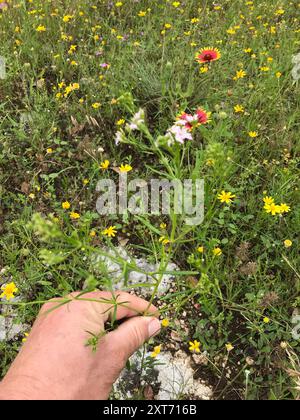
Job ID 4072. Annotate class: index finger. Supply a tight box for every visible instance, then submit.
[75,290,159,322]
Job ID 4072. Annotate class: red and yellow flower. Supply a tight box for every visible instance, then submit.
[196,108,210,124]
[196,47,221,64]
[177,108,210,130]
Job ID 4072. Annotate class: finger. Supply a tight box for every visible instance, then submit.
[106,316,161,360]
[76,291,159,322]
[39,291,159,327]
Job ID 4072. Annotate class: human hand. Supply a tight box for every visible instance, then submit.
[0,291,161,400]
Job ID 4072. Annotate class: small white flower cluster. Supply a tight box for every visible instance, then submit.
[115,109,145,145]
[115,130,126,145]
[126,109,145,131]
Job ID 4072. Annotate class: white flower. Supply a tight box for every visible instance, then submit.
[126,109,145,131]
[115,130,126,145]
[165,132,175,147]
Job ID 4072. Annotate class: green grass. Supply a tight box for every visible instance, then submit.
[0,0,300,400]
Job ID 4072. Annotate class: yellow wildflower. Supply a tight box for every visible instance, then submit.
[92,102,101,109]
[264,203,281,216]
[63,15,74,22]
[119,164,133,173]
[189,340,201,353]
[233,70,247,80]
[226,343,234,352]
[218,191,236,204]
[234,105,245,113]
[62,201,71,210]
[200,66,209,73]
[159,236,170,246]
[1,282,18,301]
[161,319,170,328]
[36,25,46,32]
[100,160,110,170]
[102,226,118,238]
[213,248,223,257]
[70,212,80,220]
[248,131,258,138]
[278,203,291,214]
[151,345,162,358]
[260,66,270,72]
[263,196,274,205]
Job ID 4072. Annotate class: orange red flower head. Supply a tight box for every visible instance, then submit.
[196,47,221,64]
[177,108,210,130]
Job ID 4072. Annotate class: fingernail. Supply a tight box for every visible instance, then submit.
[148,318,161,338]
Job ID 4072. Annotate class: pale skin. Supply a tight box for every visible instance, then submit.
[0,291,161,400]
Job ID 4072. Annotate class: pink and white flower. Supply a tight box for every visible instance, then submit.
[165,124,193,145]
[177,108,210,130]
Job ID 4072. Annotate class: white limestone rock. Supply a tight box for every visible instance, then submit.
[0,314,27,342]
[0,295,27,342]
[113,350,212,400]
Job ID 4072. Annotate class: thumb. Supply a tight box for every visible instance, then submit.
[108,317,161,360]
